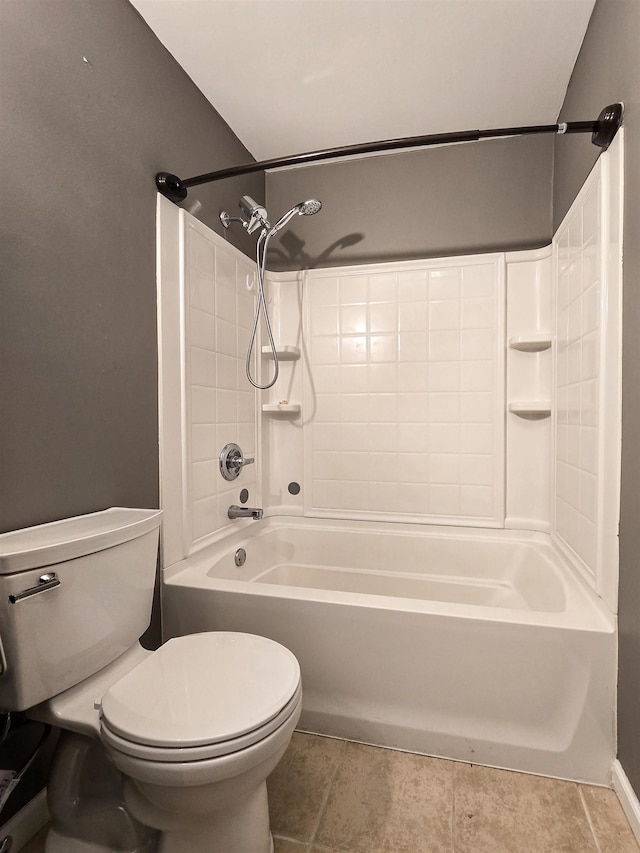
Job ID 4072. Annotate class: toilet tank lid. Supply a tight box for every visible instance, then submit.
[0,508,163,574]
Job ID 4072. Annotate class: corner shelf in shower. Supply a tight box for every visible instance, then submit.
[262,402,301,416]
[508,334,552,352]
[261,345,301,360]
[508,401,551,419]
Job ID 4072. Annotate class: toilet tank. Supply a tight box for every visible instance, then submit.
[0,508,162,712]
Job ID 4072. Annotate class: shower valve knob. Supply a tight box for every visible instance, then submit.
[219,443,254,481]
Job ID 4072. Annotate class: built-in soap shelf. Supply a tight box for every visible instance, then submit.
[508,334,552,352]
[262,347,301,415]
[262,402,301,416]
[261,345,301,360]
[507,333,551,418]
[508,401,551,419]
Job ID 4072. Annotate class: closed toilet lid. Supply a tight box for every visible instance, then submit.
[100,632,300,749]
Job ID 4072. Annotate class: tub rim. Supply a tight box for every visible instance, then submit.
[162,516,615,633]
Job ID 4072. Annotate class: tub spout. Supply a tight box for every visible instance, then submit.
[228,505,263,520]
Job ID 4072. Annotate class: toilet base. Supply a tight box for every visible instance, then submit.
[42,726,281,853]
[45,828,156,853]
[125,778,273,853]
[44,731,158,853]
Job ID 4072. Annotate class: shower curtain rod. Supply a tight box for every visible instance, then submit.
[156,103,623,203]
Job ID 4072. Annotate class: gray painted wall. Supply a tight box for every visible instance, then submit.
[265,135,553,270]
[554,0,640,796]
[0,0,263,535]
[0,0,262,827]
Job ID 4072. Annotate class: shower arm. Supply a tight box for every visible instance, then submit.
[156,103,623,203]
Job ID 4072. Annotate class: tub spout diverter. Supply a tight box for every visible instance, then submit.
[228,506,263,520]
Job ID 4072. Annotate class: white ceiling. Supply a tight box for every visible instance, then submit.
[131,0,596,162]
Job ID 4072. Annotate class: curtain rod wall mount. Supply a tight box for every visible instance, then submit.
[156,103,623,205]
[591,102,623,149]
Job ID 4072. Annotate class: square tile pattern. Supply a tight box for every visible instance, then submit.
[554,179,602,579]
[268,733,639,853]
[306,261,504,524]
[185,223,259,544]
[18,733,639,853]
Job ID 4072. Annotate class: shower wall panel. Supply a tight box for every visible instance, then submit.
[185,217,258,544]
[302,256,505,526]
[552,133,623,611]
[554,181,602,575]
[504,248,552,533]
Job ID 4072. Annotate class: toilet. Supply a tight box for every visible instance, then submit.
[0,508,301,853]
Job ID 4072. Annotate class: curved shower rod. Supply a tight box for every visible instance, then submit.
[156,103,623,204]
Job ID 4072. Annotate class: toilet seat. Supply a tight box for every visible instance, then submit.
[99,632,301,760]
[101,682,302,762]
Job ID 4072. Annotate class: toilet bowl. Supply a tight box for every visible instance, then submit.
[101,632,301,853]
[37,633,302,853]
[37,631,301,853]
[0,508,302,853]
[109,698,301,853]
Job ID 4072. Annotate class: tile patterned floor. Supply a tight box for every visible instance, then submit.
[268,733,640,853]
[17,732,640,853]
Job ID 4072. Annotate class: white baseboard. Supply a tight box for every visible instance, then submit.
[0,788,48,851]
[612,759,640,845]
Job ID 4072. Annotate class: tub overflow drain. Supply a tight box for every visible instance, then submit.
[234,548,247,567]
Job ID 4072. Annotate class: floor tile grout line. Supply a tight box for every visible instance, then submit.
[273,832,312,850]
[578,784,604,853]
[307,738,349,847]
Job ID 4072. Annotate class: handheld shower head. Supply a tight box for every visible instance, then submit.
[299,199,322,216]
[245,196,322,391]
[268,199,323,236]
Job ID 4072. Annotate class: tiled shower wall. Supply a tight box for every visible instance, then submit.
[302,258,505,525]
[160,135,621,604]
[552,133,622,609]
[554,179,601,575]
[183,216,258,546]
[263,254,550,533]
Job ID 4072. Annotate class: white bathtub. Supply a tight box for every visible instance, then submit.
[162,517,616,784]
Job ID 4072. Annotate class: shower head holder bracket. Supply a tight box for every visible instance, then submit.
[219,211,247,229]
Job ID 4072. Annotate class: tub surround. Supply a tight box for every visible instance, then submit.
[159,201,550,555]
[157,133,623,785]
